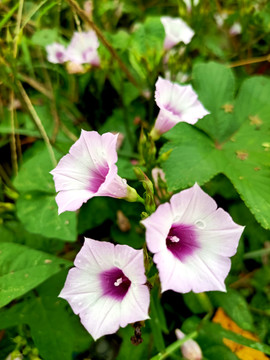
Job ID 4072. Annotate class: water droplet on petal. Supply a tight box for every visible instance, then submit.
[195,219,206,229]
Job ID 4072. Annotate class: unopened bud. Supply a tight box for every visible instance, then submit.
[158,149,172,163]
[175,329,202,360]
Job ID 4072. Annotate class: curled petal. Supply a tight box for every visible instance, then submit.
[151,78,209,138]
[50,130,129,214]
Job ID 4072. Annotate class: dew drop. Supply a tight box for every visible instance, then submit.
[195,219,206,229]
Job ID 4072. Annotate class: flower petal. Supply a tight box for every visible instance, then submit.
[75,238,115,273]
[141,202,173,253]
[80,296,121,340]
[120,284,150,327]
[114,245,146,284]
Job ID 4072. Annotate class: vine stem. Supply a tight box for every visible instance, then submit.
[17,81,57,167]
[150,331,198,360]
[229,54,270,68]
[65,0,140,89]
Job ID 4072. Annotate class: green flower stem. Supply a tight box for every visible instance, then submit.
[150,331,198,360]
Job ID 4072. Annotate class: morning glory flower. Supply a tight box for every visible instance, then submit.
[141,184,244,293]
[50,130,139,214]
[161,16,194,50]
[150,77,209,140]
[65,30,100,66]
[59,238,150,340]
[46,42,67,64]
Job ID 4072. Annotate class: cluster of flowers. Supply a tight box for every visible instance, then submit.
[46,30,100,67]
[45,16,194,68]
[50,76,244,341]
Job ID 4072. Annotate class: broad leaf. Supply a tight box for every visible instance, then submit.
[0,243,70,307]
[16,193,77,241]
[161,65,270,228]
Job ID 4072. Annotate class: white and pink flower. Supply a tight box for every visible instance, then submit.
[50,130,138,214]
[59,238,150,340]
[161,16,194,50]
[65,30,100,66]
[150,77,209,139]
[46,42,67,64]
[141,184,244,293]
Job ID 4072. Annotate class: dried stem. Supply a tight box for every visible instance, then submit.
[65,0,140,89]
[229,54,270,68]
[17,81,57,167]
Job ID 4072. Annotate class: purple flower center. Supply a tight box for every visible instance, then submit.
[100,267,131,300]
[166,224,200,261]
[56,51,64,62]
[82,48,94,62]
[89,163,109,192]
[164,103,181,117]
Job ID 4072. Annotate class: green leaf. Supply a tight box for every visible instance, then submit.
[16,193,77,241]
[161,123,221,190]
[31,28,60,47]
[209,289,254,331]
[199,322,270,355]
[0,243,70,308]
[193,62,236,142]
[129,17,165,78]
[203,345,238,360]
[149,288,166,352]
[161,68,270,228]
[0,272,92,360]
[13,142,57,193]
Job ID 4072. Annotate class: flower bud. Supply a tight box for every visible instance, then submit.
[175,329,202,360]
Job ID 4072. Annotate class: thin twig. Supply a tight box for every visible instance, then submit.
[19,73,53,99]
[229,54,270,68]
[65,0,140,89]
[17,81,57,167]
[9,92,18,175]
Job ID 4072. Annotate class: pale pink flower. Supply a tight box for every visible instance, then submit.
[175,329,202,360]
[59,238,150,340]
[66,31,100,66]
[161,16,194,50]
[182,0,199,12]
[141,184,244,293]
[150,77,209,139]
[50,130,137,214]
[46,42,67,64]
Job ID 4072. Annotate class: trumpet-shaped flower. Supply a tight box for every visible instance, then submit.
[59,238,150,340]
[141,184,244,293]
[150,77,209,139]
[161,16,194,50]
[46,43,67,64]
[66,31,100,66]
[50,130,137,214]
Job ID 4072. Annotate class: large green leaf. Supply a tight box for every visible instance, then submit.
[16,193,77,241]
[161,65,270,228]
[0,243,70,308]
[193,62,236,143]
[13,143,57,193]
[161,124,221,189]
[0,272,92,360]
[209,289,254,331]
